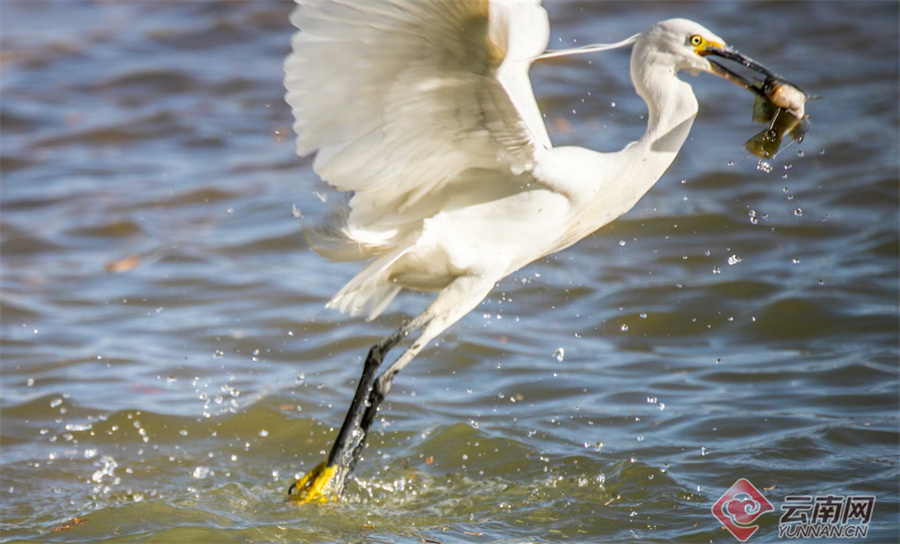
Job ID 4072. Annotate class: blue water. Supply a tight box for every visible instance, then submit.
[1,1,898,542]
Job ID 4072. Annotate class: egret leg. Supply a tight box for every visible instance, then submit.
[348,275,497,464]
[374,275,499,397]
[288,319,422,503]
[288,275,495,503]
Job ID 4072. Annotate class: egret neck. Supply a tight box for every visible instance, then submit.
[613,62,699,208]
[554,63,699,253]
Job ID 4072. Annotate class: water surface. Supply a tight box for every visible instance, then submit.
[1,1,898,542]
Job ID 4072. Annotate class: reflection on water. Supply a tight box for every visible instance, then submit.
[1,1,898,542]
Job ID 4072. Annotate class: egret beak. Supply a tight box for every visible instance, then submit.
[700,44,781,99]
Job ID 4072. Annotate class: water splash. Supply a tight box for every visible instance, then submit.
[756,160,773,173]
[553,348,565,362]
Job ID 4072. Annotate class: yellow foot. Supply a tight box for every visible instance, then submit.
[288,461,344,503]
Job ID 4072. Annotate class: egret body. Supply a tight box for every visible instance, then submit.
[283,0,787,501]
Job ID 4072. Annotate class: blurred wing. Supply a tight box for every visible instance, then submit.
[284,0,551,231]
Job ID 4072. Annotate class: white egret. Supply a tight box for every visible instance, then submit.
[283,0,801,502]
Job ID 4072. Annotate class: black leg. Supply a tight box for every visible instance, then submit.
[324,343,383,468]
[344,366,396,476]
[289,326,408,501]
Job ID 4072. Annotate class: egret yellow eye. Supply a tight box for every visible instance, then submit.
[690,35,704,47]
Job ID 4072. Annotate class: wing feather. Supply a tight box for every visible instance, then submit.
[285,0,552,247]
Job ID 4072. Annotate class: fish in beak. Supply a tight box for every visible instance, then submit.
[700,44,812,158]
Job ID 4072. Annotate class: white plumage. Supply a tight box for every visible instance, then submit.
[285,0,730,375]
[283,0,795,502]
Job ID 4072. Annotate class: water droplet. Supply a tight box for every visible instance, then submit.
[192,466,210,479]
[657,402,665,411]
[749,210,758,225]
[26,378,34,387]
[620,324,629,332]
[618,240,626,247]
[700,446,709,456]
[716,358,724,365]
[797,149,805,157]
[818,279,825,286]
[639,313,647,319]
[712,266,721,275]
[757,160,773,173]
[794,208,803,217]
[259,430,269,437]
[553,348,565,362]
[92,456,118,483]
[792,258,801,264]
[727,255,742,266]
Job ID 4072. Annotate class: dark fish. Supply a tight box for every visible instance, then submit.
[745,76,811,159]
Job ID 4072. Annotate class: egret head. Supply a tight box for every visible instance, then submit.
[634,18,780,89]
[634,19,726,76]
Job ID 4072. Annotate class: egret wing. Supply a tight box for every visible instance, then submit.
[285,0,552,236]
